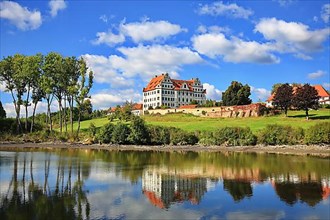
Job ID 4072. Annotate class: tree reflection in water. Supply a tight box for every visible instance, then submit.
[0,150,329,217]
[0,152,90,220]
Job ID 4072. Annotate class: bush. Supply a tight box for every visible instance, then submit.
[198,131,217,146]
[96,123,115,144]
[257,124,304,145]
[169,128,199,145]
[128,117,150,144]
[148,125,170,145]
[112,123,131,144]
[304,122,330,145]
[214,127,256,146]
[88,122,97,138]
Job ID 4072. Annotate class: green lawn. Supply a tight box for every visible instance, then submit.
[73,109,330,133]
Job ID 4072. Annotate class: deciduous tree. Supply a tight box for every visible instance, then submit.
[222,81,252,106]
[293,84,319,120]
[273,83,293,117]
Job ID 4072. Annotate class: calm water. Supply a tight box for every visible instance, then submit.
[0,149,329,220]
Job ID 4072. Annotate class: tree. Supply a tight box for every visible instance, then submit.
[0,101,6,118]
[271,83,283,94]
[293,84,319,120]
[222,81,252,106]
[273,83,293,117]
[128,117,150,144]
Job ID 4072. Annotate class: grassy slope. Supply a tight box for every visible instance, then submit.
[74,109,330,133]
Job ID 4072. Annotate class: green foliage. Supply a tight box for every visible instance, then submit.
[213,127,256,146]
[271,83,283,94]
[111,123,131,144]
[0,101,6,118]
[88,122,97,138]
[222,81,252,106]
[148,125,171,145]
[304,122,330,145]
[198,131,217,146]
[169,128,199,145]
[128,117,150,144]
[257,124,305,145]
[96,123,115,144]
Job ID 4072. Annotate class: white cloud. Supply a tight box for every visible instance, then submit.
[197,25,231,34]
[251,86,271,101]
[307,70,326,79]
[276,0,295,7]
[120,20,186,43]
[110,44,203,79]
[99,14,108,23]
[323,83,330,89]
[321,4,330,23]
[255,18,330,54]
[93,30,125,46]
[3,101,58,118]
[192,32,279,64]
[0,82,6,92]
[82,54,134,87]
[203,83,222,101]
[0,1,42,31]
[49,0,67,17]
[198,1,253,19]
[91,89,142,109]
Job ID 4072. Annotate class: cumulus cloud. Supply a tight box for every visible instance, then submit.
[251,86,271,101]
[111,45,203,79]
[93,20,186,45]
[49,0,67,17]
[255,18,330,55]
[198,1,253,19]
[93,30,125,46]
[0,1,42,31]
[91,89,142,109]
[307,70,326,79]
[203,83,222,100]
[192,32,279,64]
[321,4,330,23]
[82,54,134,87]
[120,20,186,43]
[3,101,58,118]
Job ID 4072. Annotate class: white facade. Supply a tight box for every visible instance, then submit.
[143,73,206,110]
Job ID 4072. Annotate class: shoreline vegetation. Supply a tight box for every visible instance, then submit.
[0,142,329,158]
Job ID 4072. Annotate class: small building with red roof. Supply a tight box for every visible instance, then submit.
[142,73,206,110]
[266,84,330,107]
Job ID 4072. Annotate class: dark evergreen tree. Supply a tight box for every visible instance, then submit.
[0,101,6,118]
[222,81,252,106]
[293,84,319,120]
[273,83,293,117]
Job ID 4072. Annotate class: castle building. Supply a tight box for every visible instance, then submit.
[143,73,206,110]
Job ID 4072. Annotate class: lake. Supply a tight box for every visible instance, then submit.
[0,149,329,220]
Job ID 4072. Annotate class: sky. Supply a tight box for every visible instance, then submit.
[1,0,330,117]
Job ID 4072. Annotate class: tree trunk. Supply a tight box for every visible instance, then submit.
[305,108,309,120]
[284,107,288,117]
[64,96,67,133]
[25,87,30,132]
[47,97,53,131]
[69,97,74,133]
[58,97,62,133]
[30,102,38,133]
[77,109,81,137]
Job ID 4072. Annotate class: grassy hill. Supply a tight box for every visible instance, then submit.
[74,109,330,133]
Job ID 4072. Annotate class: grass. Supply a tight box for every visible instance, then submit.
[73,109,330,133]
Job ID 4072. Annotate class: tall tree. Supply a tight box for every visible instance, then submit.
[75,58,93,135]
[222,81,252,106]
[293,84,319,120]
[30,54,45,132]
[273,83,293,117]
[0,101,6,118]
[271,83,283,95]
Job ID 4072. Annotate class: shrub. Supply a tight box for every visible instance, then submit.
[128,117,150,144]
[88,122,97,138]
[112,123,131,144]
[304,122,330,145]
[257,124,304,145]
[96,123,115,144]
[148,125,170,145]
[198,131,217,146]
[214,127,256,146]
[169,128,198,145]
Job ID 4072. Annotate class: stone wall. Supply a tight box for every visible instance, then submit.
[146,103,265,118]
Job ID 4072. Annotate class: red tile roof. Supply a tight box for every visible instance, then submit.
[314,85,330,97]
[171,79,194,91]
[143,74,165,92]
[143,190,164,209]
[132,103,143,110]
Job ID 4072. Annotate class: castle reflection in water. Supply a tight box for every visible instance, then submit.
[142,166,330,209]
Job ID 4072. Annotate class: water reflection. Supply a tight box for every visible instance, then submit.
[0,150,329,219]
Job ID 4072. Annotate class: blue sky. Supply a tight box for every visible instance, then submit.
[1,0,329,116]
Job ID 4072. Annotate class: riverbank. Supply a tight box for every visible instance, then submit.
[0,142,329,158]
